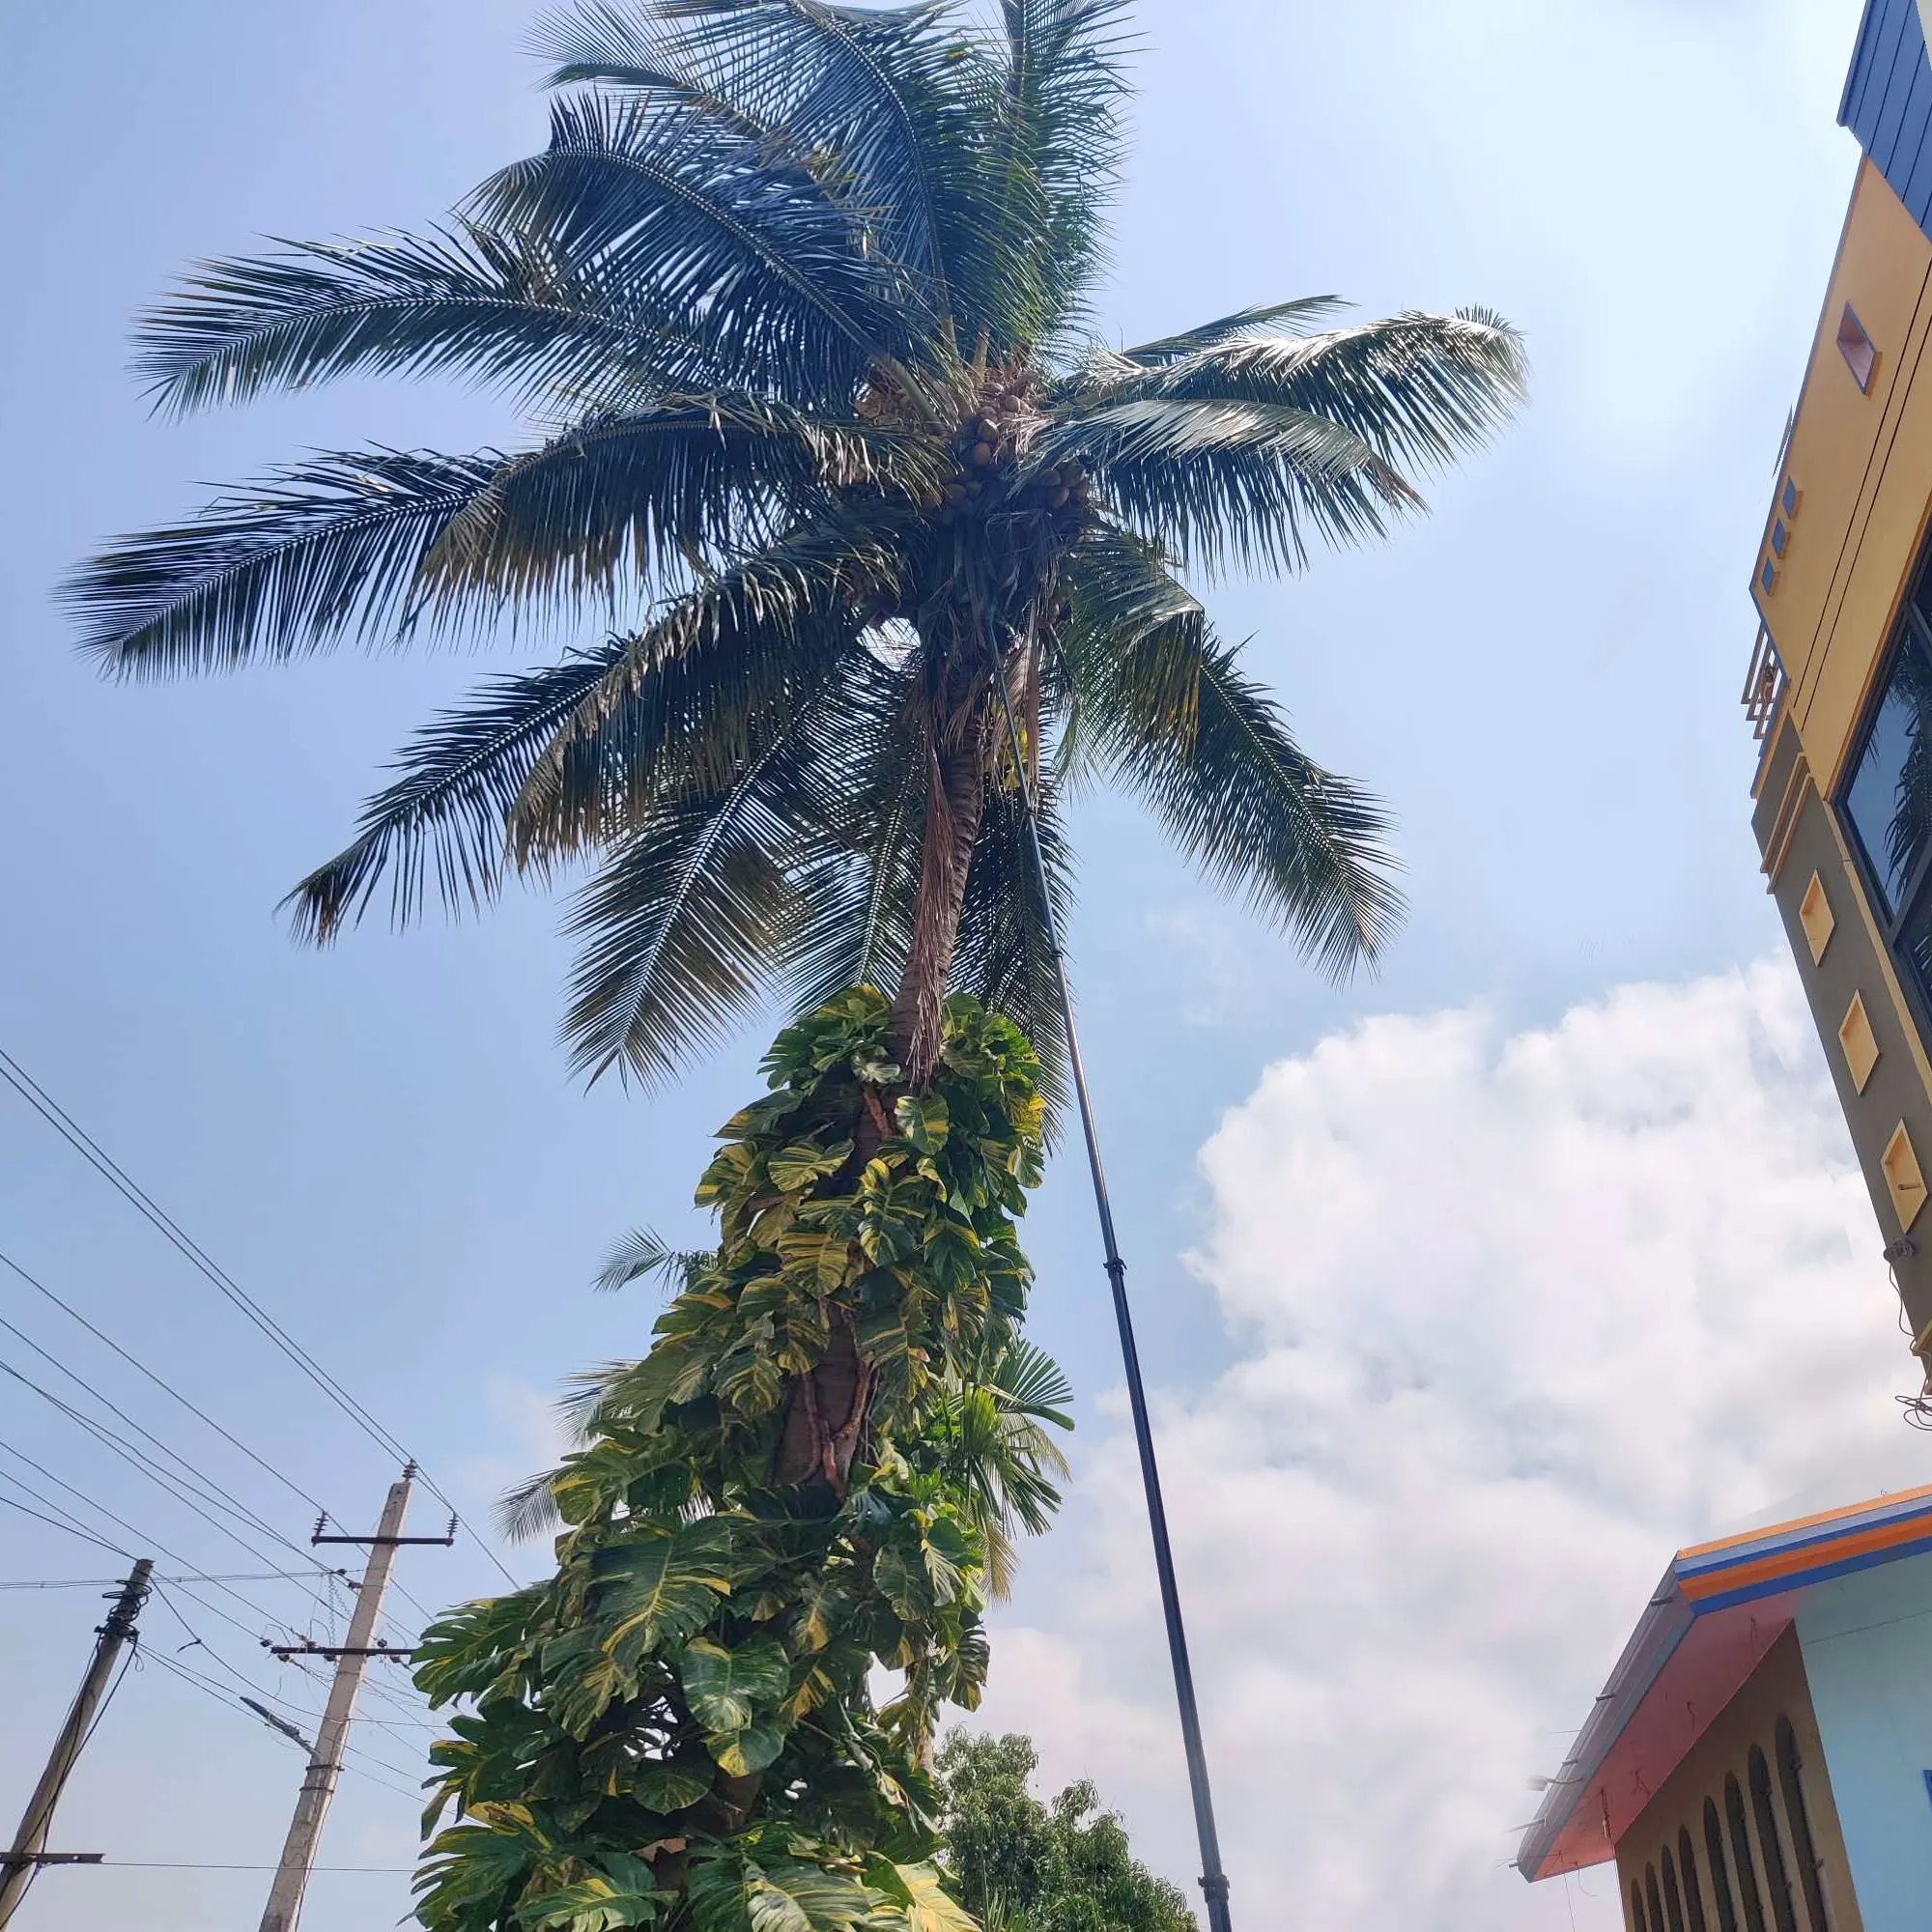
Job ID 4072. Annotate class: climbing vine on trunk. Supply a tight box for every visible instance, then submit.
[412,990,1066,1932]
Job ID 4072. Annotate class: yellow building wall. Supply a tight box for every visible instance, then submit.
[1749,156,1932,1374]
[1768,156,1932,795]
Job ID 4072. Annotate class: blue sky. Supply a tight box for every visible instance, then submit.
[0,3,1909,1928]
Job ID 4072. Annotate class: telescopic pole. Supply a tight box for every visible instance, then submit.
[991,671,1235,1932]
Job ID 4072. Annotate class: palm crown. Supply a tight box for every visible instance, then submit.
[65,0,1526,1096]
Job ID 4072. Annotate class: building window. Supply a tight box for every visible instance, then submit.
[1634,1879,1652,1931]
[1680,1827,1711,1932]
[1837,303,1879,392]
[1725,1773,1771,1932]
[1748,1746,1801,1932]
[1649,1863,1670,1932]
[1705,1798,1742,1932]
[1837,560,1932,1019]
[1775,1719,1832,1932]
[1662,1847,1690,1932]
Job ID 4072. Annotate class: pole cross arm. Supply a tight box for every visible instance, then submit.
[267,1643,415,1662]
[310,1534,454,1546]
[0,1854,102,1868]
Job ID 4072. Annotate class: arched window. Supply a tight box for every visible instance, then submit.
[1649,1862,1670,1932]
[1634,1878,1651,1931]
[1662,1846,1690,1932]
[1680,1826,1711,1932]
[1705,1797,1741,1932]
[1749,1745,1800,1932]
[1726,1771,1770,1932]
[1776,1717,1831,1932]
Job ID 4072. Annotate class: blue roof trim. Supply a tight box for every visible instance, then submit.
[1676,1493,1932,1580]
[1690,1529,1932,1614]
[1841,0,1932,240]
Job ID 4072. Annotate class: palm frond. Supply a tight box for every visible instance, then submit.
[62,446,503,677]
[1059,530,1404,978]
[512,521,902,862]
[1096,306,1530,471]
[558,637,867,1083]
[131,221,718,418]
[287,642,629,941]
[781,641,925,1009]
[1112,297,1347,367]
[595,1225,715,1292]
[576,0,998,323]
[1037,399,1419,575]
[470,89,914,406]
[993,0,1134,343]
[952,766,1073,1132]
[497,1467,568,1542]
[988,1335,1073,1428]
[417,395,934,617]
[531,0,780,143]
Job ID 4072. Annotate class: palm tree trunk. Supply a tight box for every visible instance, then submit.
[773,660,991,1495]
[890,721,988,1088]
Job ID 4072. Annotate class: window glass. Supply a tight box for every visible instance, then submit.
[1633,1880,1651,1932]
[1726,1773,1770,1932]
[1749,1747,1800,1932]
[1845,630,1932,917]
[1899,894,1932,1018]
[1662,1848,1690,1932]
[1680,1829,1711,1932]
[1774,1720,1830,1932]
[1705,1799,1741,1932]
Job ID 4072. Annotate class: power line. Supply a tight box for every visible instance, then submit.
[0,1354,344,1620]
[0,1574,316,1590]
[97,1862,412,1873]
[0,1440,322,1650]
[0,1245,330,1518]
[139,1650,422,1804]
[138,1595,429,1793]
[0,1258,421,1644]
[0,1490,126,1557]
[0,1045,518,1589]
[0,1324,340,1576]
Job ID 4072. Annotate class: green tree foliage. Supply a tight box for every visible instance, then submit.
[935,1733,1194,1932]
[66,0,1527,1104]
[412,991,1074,1930]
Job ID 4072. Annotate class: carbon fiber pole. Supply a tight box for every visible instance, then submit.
[991,671,1234,1932]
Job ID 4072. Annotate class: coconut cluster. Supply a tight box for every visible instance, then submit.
[932,375,1091,533]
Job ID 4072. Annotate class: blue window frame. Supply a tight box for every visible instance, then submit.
[1838,554,1932,1018]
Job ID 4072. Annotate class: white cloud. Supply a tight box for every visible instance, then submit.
[977,959,1928,1930]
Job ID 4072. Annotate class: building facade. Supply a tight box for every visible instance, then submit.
[1517,1488,1932,1932]
[1750,0,1932,1388]
[1512,13,1932,1925]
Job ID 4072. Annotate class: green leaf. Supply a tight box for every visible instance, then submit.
[709,1718,789,1776]
[592,1526,737,1656]
[892,1094,950,1154]
[687,1850,886,1932]
[679,1634,792,1733]
[863,1860,976,1932]
[631,1758,716,1811]
[768,1139,854,1192]
[518,1852,664,1931]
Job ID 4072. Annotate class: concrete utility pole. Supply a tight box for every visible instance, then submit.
[0,1557,154,1929]
[258,1466,429,1932]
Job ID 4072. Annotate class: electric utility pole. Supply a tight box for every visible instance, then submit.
[257,1464,449,1932]
[0,1557,153,1929]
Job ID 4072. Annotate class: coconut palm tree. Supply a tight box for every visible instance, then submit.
[64,0,1524,1106]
